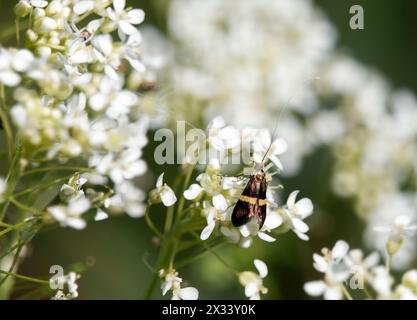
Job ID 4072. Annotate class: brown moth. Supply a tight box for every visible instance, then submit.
[231,164,267,229]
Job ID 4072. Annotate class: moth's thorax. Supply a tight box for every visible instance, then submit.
[251,169,265,182]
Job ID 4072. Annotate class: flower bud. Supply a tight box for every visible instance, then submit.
[402,270,417,289]
[56,81,74,100]
[33,8,45,19]
[36,46,52,57]
[386,238,403,256]
[26,29,38,42]
[148,188,161,205]
[14,0,31,18]
[34,16,57,33]
[46,0,62,16]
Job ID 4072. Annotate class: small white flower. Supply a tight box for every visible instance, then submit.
[105,181,146,218]
[304,280,343,300]
[375,215,417,237]
[48,198,90,230]
[107,0,145,38]
[160,269,199,300]
[312,240,351,282]
[253,130,288,171]
[60,174,87,202]
[150,173,177,207]
[200,193,228,240]
[239,259,268,300]
[369,266,394,298]
[284,190,313,240]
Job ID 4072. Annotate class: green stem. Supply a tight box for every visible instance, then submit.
[144,205,163,239]
[14,174,73,198]
[363,285,374,300]
[0,220,28,237]
[8,196,45,216]
[175,165,195,224]
[341,285,353,300]
[15,18,20,47]
[0,85,14,163]
[385,253,392,273]
[22,166,91,176]
[0,269,49,285]
[191,232,237,274]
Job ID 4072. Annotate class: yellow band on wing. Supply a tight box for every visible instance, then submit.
[239,195,267,206]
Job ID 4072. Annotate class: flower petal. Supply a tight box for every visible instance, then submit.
[119,21,138,35]
[200,221,215,240]
[244,282,258,298]
[178,287,199,300]
[286,190,299,208]
[292,218,309,233]
[263,212,282,230]
[254,259,268,278]
[324,286,343,300]
[295,198,313,218]
[74,1,95,15]
[313,253,328,273]
[94,209,109,221]
[113,0,125,13]
[183,184,203,200]
[127,9,145,24]
[258,232,276,242]
[161,188,177,207]
[156,173,164,188]
[212,193,228,211]
[304,281,326,296]
[332,240,349,261]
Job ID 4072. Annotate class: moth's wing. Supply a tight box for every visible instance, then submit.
[232,200,251,227]
[256,202,267,229]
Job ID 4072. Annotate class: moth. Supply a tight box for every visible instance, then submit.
[231,163,267,229]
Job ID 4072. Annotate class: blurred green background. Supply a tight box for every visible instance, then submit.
[1,0,416,299]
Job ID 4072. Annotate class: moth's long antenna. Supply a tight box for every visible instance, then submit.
[260,77,321,165]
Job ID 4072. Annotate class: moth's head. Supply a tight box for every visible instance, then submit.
[253,163,265,181]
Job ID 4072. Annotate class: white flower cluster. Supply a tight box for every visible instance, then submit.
[304,240,417,300]
[182,118,313,247]
[50,271,79,300]
[159,269,199,300]
[2,0,157,228]
[145,0,417,270]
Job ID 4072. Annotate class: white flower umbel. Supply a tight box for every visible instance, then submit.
[150,173,177,207]
[159,269,199,300]
[238,259,268,300]
[47,198,91,230]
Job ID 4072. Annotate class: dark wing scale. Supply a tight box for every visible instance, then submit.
[256,202,267,229]
[232,200,251,227]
